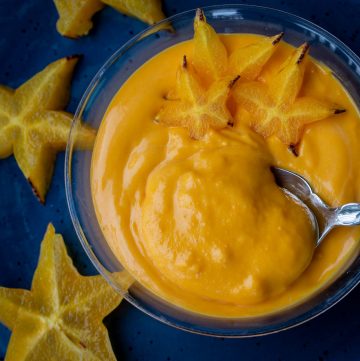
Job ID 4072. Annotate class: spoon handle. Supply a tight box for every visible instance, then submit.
[335,203,360,226]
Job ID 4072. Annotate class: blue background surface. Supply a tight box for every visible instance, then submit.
[0,0,359,360]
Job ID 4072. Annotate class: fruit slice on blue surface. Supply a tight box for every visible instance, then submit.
[0,224,133,361]
[0,57,96,202]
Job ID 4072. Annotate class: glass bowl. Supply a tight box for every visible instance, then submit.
[65,4,360,337]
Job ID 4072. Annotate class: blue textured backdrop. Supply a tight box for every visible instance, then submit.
[0,1,359,360]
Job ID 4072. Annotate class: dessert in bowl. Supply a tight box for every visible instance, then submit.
[66,5,360,336]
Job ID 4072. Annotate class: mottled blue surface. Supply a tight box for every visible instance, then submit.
[0,0,359,360]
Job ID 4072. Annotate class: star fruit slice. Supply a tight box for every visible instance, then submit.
[0,224,133,361]
[0,57,96,203]
[228,32,284,80]
[156,56,238,139]
[234,43,346,147]
[54,0,105,38]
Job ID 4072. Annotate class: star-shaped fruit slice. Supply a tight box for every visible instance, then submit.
[0,57,96,203]
[192,8,283,84]
[54,0,166,38]
[0,224,133,361]
[233,43,346,149]
[156,56,239,139]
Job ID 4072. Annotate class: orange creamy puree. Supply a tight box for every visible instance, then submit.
[91,34,360,317]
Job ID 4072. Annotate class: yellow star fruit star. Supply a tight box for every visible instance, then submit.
[156,8,284,139]
[0,56,96,203]
[0,224,133,361]
[54,0,165,38]
[233,43,346,149]
[156,56,239,139]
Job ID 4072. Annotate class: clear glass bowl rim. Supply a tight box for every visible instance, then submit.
[65,4,360,338]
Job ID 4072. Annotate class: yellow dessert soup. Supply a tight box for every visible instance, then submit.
[91,34,360,317]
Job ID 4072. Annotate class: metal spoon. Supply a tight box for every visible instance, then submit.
[271,167,360,246]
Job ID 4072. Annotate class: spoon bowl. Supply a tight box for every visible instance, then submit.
[271,167,360,246]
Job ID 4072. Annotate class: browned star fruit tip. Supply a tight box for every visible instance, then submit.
[272,32,284,45]
[196,8,205,21]
[183,54,188,68]
[334,108,346,114]
[296,43,310,64]
[288,144,299,157]
[28,179,45,204]
[229,75,240,88]
[66,54,82,61]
